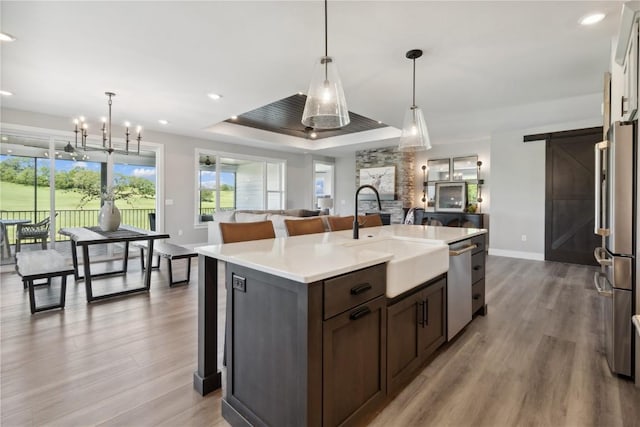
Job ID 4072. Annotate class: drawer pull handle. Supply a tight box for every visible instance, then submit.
[473,265,482,271]
[473,294,481,300]
[424,299,429,326]
[417,301,425,327]
[350,283,372,295]
[350,306,372,321]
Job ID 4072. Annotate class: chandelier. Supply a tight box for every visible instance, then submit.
[73,92,141,155]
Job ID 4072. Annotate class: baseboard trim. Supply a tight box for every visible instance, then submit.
[488,248,545,261]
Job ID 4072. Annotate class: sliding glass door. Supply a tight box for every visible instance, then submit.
[0,130,160,256]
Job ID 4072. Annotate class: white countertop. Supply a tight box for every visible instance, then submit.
[196,224,487,283]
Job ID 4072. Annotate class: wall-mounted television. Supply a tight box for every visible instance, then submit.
[435,182,467,212]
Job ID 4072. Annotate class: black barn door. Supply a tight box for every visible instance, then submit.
[544,127,602,265]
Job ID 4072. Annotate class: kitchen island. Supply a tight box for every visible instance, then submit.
[194,224,487,426]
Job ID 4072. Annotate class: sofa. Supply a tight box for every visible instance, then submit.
[207,209,327,244]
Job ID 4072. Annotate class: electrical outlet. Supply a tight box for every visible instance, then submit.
[521,234,527,242]
[232,275,246,292]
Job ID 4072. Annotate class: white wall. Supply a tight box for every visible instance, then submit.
[489,131,546,260]
[1,108,318,244]
[334,152,356,216]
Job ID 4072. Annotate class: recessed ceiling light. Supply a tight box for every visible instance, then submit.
[230,115,238,120]
[207,93,222,100]
[310,132,318,138]
[7,149,12,153]
[1,136,7,141]
[0,90,13,96]
[0,32,16,42]
[158,119,169,125]
[580,13,605,26]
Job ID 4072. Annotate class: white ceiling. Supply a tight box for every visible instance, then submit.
[0,1,622,155]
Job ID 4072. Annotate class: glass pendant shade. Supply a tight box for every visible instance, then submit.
[398,106,431,152]
[301,56,350,129]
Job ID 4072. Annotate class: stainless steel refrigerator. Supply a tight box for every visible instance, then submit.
[594,120,636,378]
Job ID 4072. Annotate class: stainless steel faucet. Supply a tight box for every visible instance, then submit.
[353,184,382,239]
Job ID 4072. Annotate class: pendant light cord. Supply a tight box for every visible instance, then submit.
[412,57,416,108]
[108,94,112,149]
[324,0,328,57]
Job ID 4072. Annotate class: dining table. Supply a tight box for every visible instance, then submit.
[59,225,170,302]
[0,218,31,259]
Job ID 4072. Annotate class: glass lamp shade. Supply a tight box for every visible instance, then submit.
[398,106,431,152]
[302,56,350,129]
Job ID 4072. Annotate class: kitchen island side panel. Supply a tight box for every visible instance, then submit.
[223,263,322,427]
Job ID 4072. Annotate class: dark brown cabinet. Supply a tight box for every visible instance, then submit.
[422,212,485,228]
[387,276,446,395]
[470,234,487,316]
[323,296,387,427]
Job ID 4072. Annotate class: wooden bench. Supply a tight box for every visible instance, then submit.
[16,250,74,314]
[134,241,197,286]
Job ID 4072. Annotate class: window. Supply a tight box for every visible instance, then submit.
[195,150,286,225]
[112,150,157,230]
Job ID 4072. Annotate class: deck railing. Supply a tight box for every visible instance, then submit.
[0,209,156,244]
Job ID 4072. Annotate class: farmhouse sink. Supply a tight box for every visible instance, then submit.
[340,237,449,298]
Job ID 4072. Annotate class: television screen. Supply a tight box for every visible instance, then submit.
[436,182,466,212]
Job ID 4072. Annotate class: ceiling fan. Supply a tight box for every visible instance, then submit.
[201,156,213,166]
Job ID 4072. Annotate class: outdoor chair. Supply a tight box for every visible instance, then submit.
[16,213,57,253]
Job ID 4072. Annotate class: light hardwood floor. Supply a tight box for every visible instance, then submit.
[1,255,638,426]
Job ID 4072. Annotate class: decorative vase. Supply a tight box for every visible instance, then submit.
[98,201,121,231]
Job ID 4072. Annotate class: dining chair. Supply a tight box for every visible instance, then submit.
[327,215,355,231]
[16,213,57,253]
[284,217,325,236]
[219,220,276,243]
[360,213,383,228]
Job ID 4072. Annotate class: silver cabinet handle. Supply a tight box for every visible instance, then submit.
[449,244,477,256]
[593,272,613,297]
[594,140,609,236]
[594,247,612,266]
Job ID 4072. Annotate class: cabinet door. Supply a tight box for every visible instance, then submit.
[418,278,447,358]
[323,297,386,427]
[623,21,639,120]
[387,292,424,395]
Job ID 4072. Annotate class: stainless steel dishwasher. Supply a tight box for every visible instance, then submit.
[447,240,476,340]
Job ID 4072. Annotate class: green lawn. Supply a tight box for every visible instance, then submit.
[0,181,235,212]
[0,181,156,210]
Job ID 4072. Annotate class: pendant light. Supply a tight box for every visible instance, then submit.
[301,0,350,129]
[398,49,431,152]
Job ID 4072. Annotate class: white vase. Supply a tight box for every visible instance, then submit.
[98,201,121,231]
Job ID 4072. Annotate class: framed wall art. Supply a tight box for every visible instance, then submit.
[359,166,395,200]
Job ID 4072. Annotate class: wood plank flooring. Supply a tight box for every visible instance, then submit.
[1,255,638,426]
